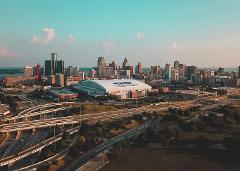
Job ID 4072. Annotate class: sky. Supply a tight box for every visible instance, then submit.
[0,0,240,68]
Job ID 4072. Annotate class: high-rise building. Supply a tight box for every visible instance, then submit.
[24,66,33,78]
[125,70,131,79]
[35,64,41,81]
[171,69,180,81]
[137,62,143,74]
[110,61,117,69]
[90,69,96,78]
[67,66,74,77]
[164,64,171,80]
[81,71,85,80]
[186,66,197,80]
[56,73,65,87]
[56,60,64,74]
[45,60,52,76]
[47,75,56,85]
[129,66,134,75]
[151,66,160,75]
[218,67,224,74]
[51,53,57,74]
[97,57,106,78]
[97,57,115,79]
[238,66,240,79]
[174,60,180,69]
[122,57,129,69]
[179,64,187,77]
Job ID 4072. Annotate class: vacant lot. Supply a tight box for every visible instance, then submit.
[101,147,240,171]
[82,104,120,114]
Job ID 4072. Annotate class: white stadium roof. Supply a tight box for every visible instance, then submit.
[91,79,152,92]
[74,79,152,97]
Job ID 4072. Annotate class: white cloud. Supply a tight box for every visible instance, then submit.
[68,34,76,44]
[0,47,18,57]
[165,42,184,51]
[102,35,115,51]
[135,32,144,40]
[30,27,55,44]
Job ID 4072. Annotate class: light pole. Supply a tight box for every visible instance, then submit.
[54,124,56,151]
[79,104,82,126]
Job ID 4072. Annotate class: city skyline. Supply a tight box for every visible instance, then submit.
[0,0,240,67]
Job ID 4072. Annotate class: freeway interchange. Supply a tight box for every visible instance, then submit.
[0,97,227,170]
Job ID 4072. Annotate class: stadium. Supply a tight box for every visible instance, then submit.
[73,79,152,99]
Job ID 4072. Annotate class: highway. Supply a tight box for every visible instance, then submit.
[0,126,79,167]
[10,129,49,170]
[0,103,192,133]
[17,102,75,116]
[0,100,200,168]
[5,106,71,122]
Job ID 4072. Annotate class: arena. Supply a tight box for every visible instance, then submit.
[73,79,152,99]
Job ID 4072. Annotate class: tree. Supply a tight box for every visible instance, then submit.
[69,144,80,157]
[79,135,86,144]
[79,135,86,149]
[79,121,90,134]
[135,133,147,147]
[146,127,157,142]
[195,135,211,147]
[96,127,103,137]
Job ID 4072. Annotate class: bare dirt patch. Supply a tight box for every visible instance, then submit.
[101,147,240,171]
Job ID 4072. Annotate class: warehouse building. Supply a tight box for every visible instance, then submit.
[73,79,152,99]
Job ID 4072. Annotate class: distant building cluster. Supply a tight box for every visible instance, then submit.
[149,61,240,88]
[1,53,240,100]
[97,56,142,79]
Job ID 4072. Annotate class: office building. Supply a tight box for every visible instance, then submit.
[90,69,96,78]
[56,60,64,74]
[97,57,115,79]
[151,66,160,75]
[137,62,143,74]
[24,66,33,78]
[171,69,180,81]
[122,57,129,69]
[174,60,180,69]
[238,66,240,79]
[47,75,56,85]
[97,57,107,78]
[45,60,52,76]
[218,67,224,74]
[164,64,171,80]
[35,64,41,81]
[56,73,65,87]
[186,66,197,80]
[67,66,74,77]
[51,53,57,74]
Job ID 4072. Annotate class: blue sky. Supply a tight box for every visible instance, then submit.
[0,0,240,67]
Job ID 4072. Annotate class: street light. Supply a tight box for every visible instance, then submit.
[79,104,82,126]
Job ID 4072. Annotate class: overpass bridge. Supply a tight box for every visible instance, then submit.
[0,107,147,133]
[0,102,194,134]
[5,106,73,123]
[0,101,194,168]
[17,102,76,116]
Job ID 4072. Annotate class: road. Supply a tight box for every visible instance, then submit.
[0,99,217,168]
[10,129,49,170]
[0,102,194,133]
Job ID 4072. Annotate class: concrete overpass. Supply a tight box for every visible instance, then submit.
[5,106,73,122]
[0,101,195,167]
[17,102,76,116]
[0,102,194,134]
